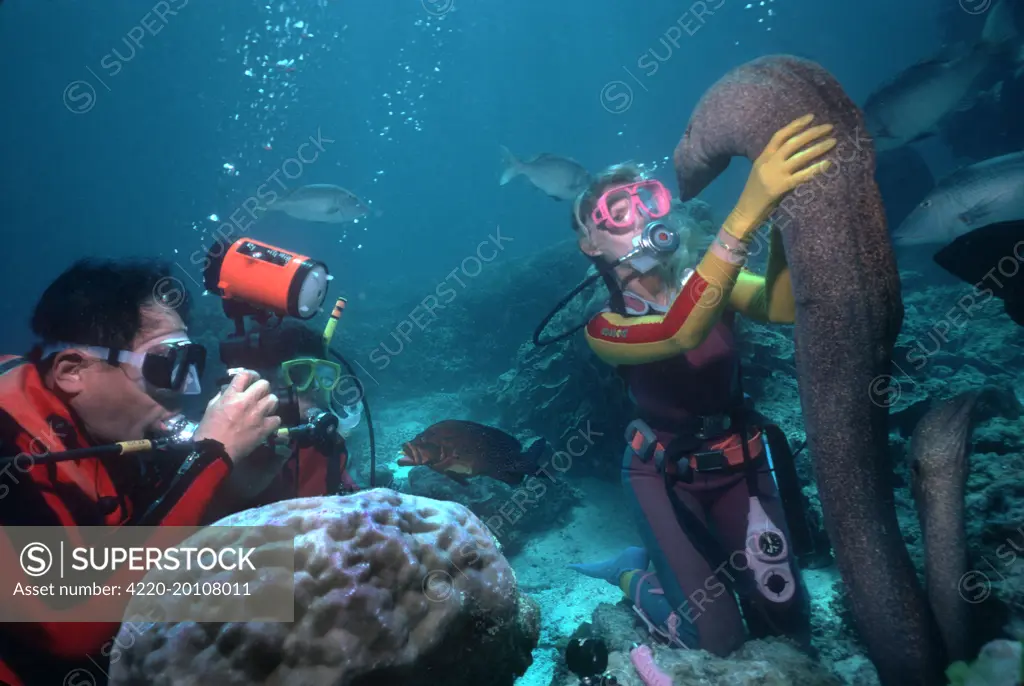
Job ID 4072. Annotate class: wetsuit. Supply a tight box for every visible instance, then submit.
[201,427,358,526]
[582,229,811,656]
[253,440,358,503]
[0,356,233,686]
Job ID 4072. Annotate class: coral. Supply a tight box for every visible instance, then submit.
[946,639,1023,686]
[108,490,540,686]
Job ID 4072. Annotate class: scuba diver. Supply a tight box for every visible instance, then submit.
[202,318,365,522]
[0,258,281,686]
[0,239,373,686]
[563,115,835,657]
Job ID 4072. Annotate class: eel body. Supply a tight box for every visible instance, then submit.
[674,55,945,684]
[911,391,979,662]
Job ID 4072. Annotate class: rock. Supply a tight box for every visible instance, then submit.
[108,490,540,686]
[404,465,583,558]
[372,465,395,488]
[556,603,848,686]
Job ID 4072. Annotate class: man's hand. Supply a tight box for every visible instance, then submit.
[194,370,281,462]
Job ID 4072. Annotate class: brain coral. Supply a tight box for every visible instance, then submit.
[108,489,540,686]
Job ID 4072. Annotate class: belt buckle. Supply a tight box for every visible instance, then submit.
[626,419,664,466]
[692,450,727,471]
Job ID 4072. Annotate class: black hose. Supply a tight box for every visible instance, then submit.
[533,259,626,346]
[328,347,376,488]
[0,441,161,468]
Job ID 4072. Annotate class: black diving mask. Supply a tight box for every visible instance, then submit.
[40,340,206,395]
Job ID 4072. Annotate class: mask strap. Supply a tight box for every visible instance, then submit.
[572,190,590,236]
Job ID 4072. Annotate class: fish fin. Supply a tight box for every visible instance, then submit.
[499,145,520,185]
[960,187,1015,225]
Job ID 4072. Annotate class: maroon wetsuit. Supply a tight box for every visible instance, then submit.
[614,291,810,656]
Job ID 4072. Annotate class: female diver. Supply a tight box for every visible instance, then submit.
[568,114,835,656]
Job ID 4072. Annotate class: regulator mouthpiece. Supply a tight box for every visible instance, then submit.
[618,221,681,274]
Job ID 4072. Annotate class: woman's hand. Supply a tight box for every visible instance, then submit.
[725,113,836,240]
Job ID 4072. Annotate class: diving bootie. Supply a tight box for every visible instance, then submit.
[568,546,650,585]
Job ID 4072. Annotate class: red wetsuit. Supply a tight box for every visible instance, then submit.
[0,356,233,685]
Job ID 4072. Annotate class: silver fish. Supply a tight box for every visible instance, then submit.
[864,0,1018,152]
[270,184,369,223]
[499,146,591,201]
[893,151,1024,246]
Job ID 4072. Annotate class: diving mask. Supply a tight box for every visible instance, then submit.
[591,179,672,233]
[282,357,342,392]
[40,338,205,395]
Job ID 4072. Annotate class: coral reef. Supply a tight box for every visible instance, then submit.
[181,192,1024,684]
[107,490,540,686]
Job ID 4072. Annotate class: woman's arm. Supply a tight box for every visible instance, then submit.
[584,113,834,367]
[728,225,796,324]
[585,236,753,365]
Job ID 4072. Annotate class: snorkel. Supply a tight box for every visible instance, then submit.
[319,297,363,433]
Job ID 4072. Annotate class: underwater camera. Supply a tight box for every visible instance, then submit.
[565,636,620,686]
[203,237,330,329]
[203,237,332,426]
[201,236,378,489]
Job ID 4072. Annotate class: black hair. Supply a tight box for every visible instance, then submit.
[29,258,192,364]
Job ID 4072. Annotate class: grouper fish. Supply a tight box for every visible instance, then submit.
[674,55,946,685]
[397,420,546,486]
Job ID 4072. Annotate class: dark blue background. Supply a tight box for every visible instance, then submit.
[0,0,952,352]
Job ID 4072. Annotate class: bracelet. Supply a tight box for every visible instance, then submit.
[709,228,750,266]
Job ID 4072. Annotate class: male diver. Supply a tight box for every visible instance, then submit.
[0,258,281,685]
[567,115,834,656]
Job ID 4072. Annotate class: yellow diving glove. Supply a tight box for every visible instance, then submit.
[723,113,836,241]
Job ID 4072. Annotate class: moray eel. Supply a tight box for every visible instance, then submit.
[910,392,979,663]
[674,56,945,685]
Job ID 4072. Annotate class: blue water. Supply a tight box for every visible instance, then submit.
[0,0,959,353]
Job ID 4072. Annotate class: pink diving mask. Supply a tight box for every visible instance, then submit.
[591,179,672,232]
